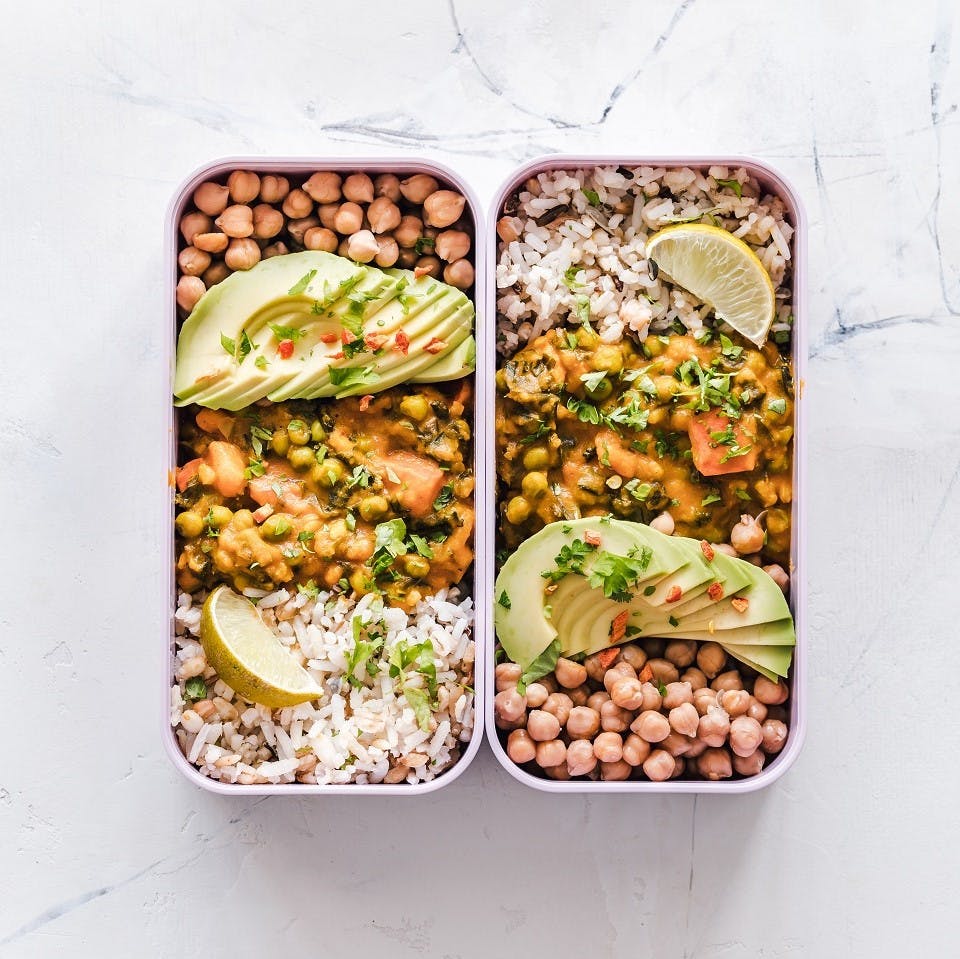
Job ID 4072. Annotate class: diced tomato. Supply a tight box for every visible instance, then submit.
[330,351,344,359]
[176,458,202,492]
[278,339,294,359]
[584,529,602,547]
[195,408,235,439]
[707,582,724,600]
[358,394,374,411]
[252,504,274,523]
[341,328,353,344]
[610,610,629,644]
[687,411,758,477]
[320,332,338,344]
[364,333,387,351]
[394,331,410,354]
[381,451,445,517]
[665,586,683,603]
[424,337,447,354]
[203,441,247,498]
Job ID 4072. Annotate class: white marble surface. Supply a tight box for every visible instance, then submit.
[2,0,958,955]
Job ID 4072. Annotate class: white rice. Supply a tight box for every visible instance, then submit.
[495,165,795,355]
[171,587,475,786]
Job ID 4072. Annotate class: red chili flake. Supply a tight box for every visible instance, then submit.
[596,648,619,670]
[364,333,387,351]
[665,585,683,603]
[358,394,374,412]
[278,339,294,359]
[610,610,629,644]
[584,529,602,547]
[394,330,410,355]
[330,350,344,360]
[700,540,715,562]
[707,582,724,600]
[414,265,432,278]
[424,337,447,354]
[320,332,338,344]
[638,663,654,683]
[731,597,749,613]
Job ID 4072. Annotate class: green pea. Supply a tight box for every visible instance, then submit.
[310,420,326,443]
[270,429,290,456]
[287,419,310,445]
[521,472,549,499]
[399,394,430,421]
[350,568,372,595]
[404,555,431,579]
[209,505,233,529]
[261,514,294,539]
[522,446,550,471]
[175,511,204,538]
[585,377,612,401]
[505,496,532,524]
[592,344,623,375]
[317,459,344,488]
[643,336,664,357]
[358,495,389,522]
[287,446,315,470]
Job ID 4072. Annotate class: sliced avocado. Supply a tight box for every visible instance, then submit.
[676,618,796,646]
[411,335,475,382]
[665,551,754,618]
[561,592,624,656]
[549,576,595,637]
[640,539,716,608]
[174,252,364,406]
[671,568,791,632]
[720,642,793,682]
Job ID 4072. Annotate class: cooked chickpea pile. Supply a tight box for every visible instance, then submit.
[176,169,475,314]
[495,638,789,782]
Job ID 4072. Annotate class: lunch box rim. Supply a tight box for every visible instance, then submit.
[162,155,489,796]
[482,153,808,794]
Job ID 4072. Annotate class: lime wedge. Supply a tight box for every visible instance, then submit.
[199,585,322,708]
[645,224,776,346]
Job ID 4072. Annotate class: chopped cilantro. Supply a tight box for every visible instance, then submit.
[516,638,562,696]
[563,265,582,290]
[668,615,679,627]
[701,492,722,506]
[345,511,356,532]
[409,534,434,558]
[269,323,305,342]
[342,337,368,359]
[643,584,656,597]
[297,580,321,599]
[587,547,652,602]
[255,354,269,370]
[582,187,601,206]
[768,398,787,415]
[497,590,511,609]
[414,236,435,254]
[244,458,265,479]
[249,425,273,459]
[564,330,579,350]
[714,177,743,198]
[346,466,372,489]
[237,330,256,365]
[433,483,455,510]
[565,395,602,425]
[575,294,591,326]
[542,538,597,582]
[184,676,207,700]
[580,369,609,393]
[287,270,317,296]
[329,365,378,389]
[606,397,649,432]
[403,686,433,732]
[735,488,752,501]
[220,332,235,356]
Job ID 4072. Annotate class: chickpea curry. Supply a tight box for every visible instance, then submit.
[495,326,794,563]
[175,382,474,609]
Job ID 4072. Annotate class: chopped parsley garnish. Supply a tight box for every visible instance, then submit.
[516,638,562,696]
[701,492,722,506]
[675,357,740,419]
[220,332,236,356]
[714,177,743,198]
[249,425,273,458]
[719,333,744,360]
[735,488,753,501]
[606,396,649,432]
[329,365,378,389]
[184,676,207,700]
[768,398,787,415]
[563,265,582,289]
[237,330,256,365]
[298,580,321,598]
[342,337,368,359]
[433,483,455,510]
[288,270,317,296]
[341,308,365,337]
[244,458,265,479]
[314,445,328,463]
[564,331,579,350]
[582,187,601,206]
[580,370,609,393]
[497,590,512,609]
[668,616,679,627]
[575,295,591,326]
[255,355,269,370]
[297,530,315,552]
[409,534,434,558]
[566,395,603,425]
[414,235,435,254]
[624,479,653,502]
[345,511,356,532]
[656,679,668,697]
[542,538,597,583]
[269,322,305,342]
[586,547,652,602]
[346,465,372,489]
[720,443,753,464]
[519,420,551,445]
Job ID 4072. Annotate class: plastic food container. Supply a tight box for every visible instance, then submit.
[163,156,490,795]
[483,155,807,793]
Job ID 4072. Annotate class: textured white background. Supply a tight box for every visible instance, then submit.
[2,1,958,956]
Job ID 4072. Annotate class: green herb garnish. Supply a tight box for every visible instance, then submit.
[288,270,317,296]
[433,483,455,510]
[497,590,511,609]
[184,676,207,701]
[587,547,652,602]
[714,177,743,198]
[329,365,378,389]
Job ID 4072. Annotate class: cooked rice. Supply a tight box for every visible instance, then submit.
[170,587,475,786]
[495,165,794,355]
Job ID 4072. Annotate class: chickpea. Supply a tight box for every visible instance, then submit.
[494,688,527,724]
[394,214,424,249]
[359,495,390,522]
[681,667,708,691]
[287,447,314,471]
[685,737,709,758]
[496,216,520,243]
[303,171,342,204]
[208,505,233,529]
[399,174,439,204]
[252,204,284,239]
[533,738,565,768]
[282,188,313,219]
[696,642,727,678]
[541,693,572,728]
[527,709,561,743]
[176,275,205,312]
[521,471,549,499]
[661,682,694,709]
[317,203,339,230]
[661,730,695,757]
[609,678,645,710]
[202,261,229,287]
[443,258,475,289]
[564,706,599,740]
[754,676,788,705]
[618,644,647,671]
[415,255,442,278]
[599,699,632,733]
[495,712,526,732]
[524,682,549,708]
[761,719,789,754]
[647,658,680,685]
[435,230,471,262]
[224,238,261,271]
[729,716,763,757]
[193,181,230,216]
[642,749,675,782]
[763,563,790,594]
[215,205,254,238]
[696,747,733,780]
[538,675,559,695]
[175,510,204,538]
[193,232,229,254]
[224,169,258,203]
[180,210,212,244]
[565,686,587,708]
[303,227,339,253]
[342,172,374,203]
[554,657,587,689]
[718,688,751,718]
[713,542,738,557]
[374,173,401,202]
[333,202,364,235]
[259,174,290,204]
[698,705,731,747]
[746,697,768,723]
[423,190,466,228]
[649,512,675,535]
[587,690,611,712]
[566,738,597,777]
[638,682,662,712]
[693,686,718,716]
[600,759,631,781]
[602,661,636,691]
[375,236,400,268]
[506,729,536,764]
[262,241,289,259]
[631,710,670,743]
[668,702,700,738]
[642,637,666,658]
[621,733,651,767]
[731,513,765,554]
[178,246,210,277]
[347,230,379,263]
[543,763,571,781]
[593,731,623,763]
[366,197,401,234]
[733,750,766,776]
[505,496,531,525]
[711,670,743,693]
[583,653,609,683]
[494,662,521,692]
[664,640,697,669]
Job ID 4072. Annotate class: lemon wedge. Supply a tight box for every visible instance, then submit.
[645,224,776,346]
[200,585,322,708]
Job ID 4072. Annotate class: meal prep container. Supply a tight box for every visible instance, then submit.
[483,155,807,794]
[163,156,490,795]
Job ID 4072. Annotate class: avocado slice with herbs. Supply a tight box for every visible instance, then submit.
[411,335,476,382]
